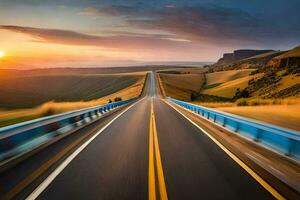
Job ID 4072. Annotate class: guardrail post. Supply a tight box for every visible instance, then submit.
[89,112,93,119]
[222,117,226,127]
[286,138,295,156]
[234,122,239,132]
[254,128,262,142]
[213,114,216,122]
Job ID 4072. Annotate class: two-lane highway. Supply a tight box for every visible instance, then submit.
[1,72,282,199]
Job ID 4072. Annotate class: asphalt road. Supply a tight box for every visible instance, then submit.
[1,72,277,199]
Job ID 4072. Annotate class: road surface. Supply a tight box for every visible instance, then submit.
[0,72,279,199]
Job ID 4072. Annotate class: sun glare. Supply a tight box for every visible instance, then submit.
[0,51,5,58]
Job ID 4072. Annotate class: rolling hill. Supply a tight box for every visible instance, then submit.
[0,69,145,109]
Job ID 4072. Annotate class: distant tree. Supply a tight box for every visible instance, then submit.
[114,97,122,102]
[240,90,250,98]
[234,88,249,100]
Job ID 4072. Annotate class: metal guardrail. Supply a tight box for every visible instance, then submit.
[0,98,137,163]
[168,97,300,160]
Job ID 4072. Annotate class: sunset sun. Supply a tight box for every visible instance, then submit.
[0,51,5,58]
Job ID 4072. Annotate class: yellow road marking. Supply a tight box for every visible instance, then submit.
[148,104,156,200]
[152,106,168,200]
[148,99,168,200]
[164,99,285,200]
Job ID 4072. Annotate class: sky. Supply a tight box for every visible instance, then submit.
[0,0,299,68]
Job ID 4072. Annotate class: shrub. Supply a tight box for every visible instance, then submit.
[250,70,259,75]
[114,97,122,102]
[190,93,197,101]
[233,88,250,100]
[39,107,56,117]
[236,99,248,106]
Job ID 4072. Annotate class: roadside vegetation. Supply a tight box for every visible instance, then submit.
[0,70,147,128]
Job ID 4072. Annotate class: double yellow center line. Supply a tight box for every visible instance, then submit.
[148,99,168,200]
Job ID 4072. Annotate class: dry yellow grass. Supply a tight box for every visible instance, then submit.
[275,45,300,59]
[193,97,300,131]
[236,97,300,106]
[157,73,167,97]
[0,76,146,127]
[203,74,263,98]
[205,69,254,85]
[158,73,205,100]
[194,97,300,108]
[195,102,235,108]
[218,105,300,132]
[277,74,300,91]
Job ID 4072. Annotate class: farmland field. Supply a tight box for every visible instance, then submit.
[205,69,254,85]
[158,72,205,100]
[0,73,143,109]
[203,74,263,98]
[0,68,147,127]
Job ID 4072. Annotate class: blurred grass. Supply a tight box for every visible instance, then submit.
[0,116,38,128]
[235,97,300,106]
[0,75,146,128]
[195,97,300,132]
[218,104,300,132]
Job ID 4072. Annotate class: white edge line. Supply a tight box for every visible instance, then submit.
[162,100,284,199]
[26,97,145,200]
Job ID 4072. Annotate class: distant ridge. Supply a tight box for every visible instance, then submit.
[216,49,274,66]
[210,45,300,71]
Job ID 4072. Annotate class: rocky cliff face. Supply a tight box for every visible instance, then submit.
[268,46,300,68]
[210,45,300,73]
